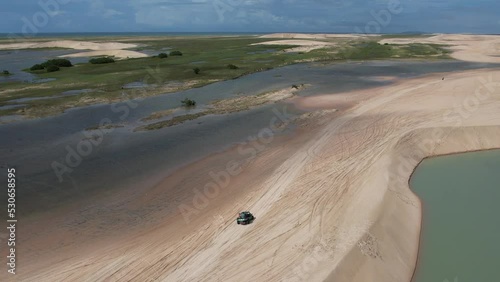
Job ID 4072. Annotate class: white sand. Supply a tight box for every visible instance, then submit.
[253,32,364,52]
[61,50,148,59]
[0,40,148,59]
[380,34,500,63]
[252,39,335,53]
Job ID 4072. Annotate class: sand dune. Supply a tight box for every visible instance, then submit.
[61,49,148,59]
[16,67,500,282]
[252,39,335,53]
[259,33,500,61]
[253,32,361,52]
[0,40,147,58]
[259,33,363,39]
[380,34,500,63]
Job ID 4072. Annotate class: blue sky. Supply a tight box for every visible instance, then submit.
[0,0,498,34]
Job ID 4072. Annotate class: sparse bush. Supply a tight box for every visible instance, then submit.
[46,65,60,72]
[30,59,72,72]
[181,98,196,107]
[89,57,115,64]
[42,58,73,68]
[193,67,200,74]
[292,84,299,89]
[30,64,45,71]
[2,70,10,75]
[170,50,183,56]
[227,64,239,69]
[158,53,168,58]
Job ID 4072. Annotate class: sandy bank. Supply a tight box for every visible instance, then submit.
[61,49,148,59]
[296,69,500,281]
[14,68,500,281]
[0,40,148,58]
[327,126,500,282]
[379,34,500,63]
[251,39,335,53]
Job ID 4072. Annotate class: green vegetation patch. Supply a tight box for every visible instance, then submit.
[1,36,454,120]
[46,65,60,72]
[181,98,196,107]
[30,64,45,71]
[89,57,115,64]
[42,58,73,68]
[28,58,73,73]
[336,41,395,59]
[402,43,452,56]
[334,41,451,60]
[170,50,183,56]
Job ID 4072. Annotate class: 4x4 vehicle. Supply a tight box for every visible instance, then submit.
[236,211,255,225]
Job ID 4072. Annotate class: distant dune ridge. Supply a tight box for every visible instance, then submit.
[259,33,364,39]
[380,34,500,63]
[1,33,499,61]
[251,39,336,52]
[257,33,500,62]
[255,33,364,52]
[0,40,148,58]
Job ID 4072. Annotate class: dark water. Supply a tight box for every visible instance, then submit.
[0,49,89,82]
[0,60,498,216]
[410,150,500,282]
[0,104,25,110]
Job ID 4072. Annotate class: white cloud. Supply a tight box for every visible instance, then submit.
[87,0,125,18]
[48,10,67,17]
[102,9,124,18]
[132,1,221,26]
[129,0,299,28]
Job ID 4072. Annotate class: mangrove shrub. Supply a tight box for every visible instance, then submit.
[170,51,183,56]
[181,98,196,107]
[89,57,115,64]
